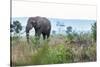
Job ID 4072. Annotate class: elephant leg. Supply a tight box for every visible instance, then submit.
[46,33,50,42]
[35,30,41,40]
[42,33,46,40]
[47,33,50,39]
[26,33,30,43]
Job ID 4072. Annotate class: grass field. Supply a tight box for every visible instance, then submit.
[11,33,96,66]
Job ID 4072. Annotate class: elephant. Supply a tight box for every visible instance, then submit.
[26,16,51,43]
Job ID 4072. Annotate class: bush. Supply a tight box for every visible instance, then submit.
[31,43,74,64]
[11,34,96,66]
[72,44,96,62]
[91,22,96,42]
[85,44,96,61]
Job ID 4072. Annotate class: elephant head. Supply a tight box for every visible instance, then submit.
[26,17,37,42]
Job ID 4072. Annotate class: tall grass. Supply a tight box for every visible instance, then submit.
[31,43,74,65]
[11,31,96,66]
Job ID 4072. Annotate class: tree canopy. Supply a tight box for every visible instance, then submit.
[10,20,22,33]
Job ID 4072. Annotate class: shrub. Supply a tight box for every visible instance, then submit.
[85,44,96,61]
[72,44,96,62]
[91,22,96,42]
[31,43,74,64]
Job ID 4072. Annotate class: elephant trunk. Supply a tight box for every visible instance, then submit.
[26,26,30,43]
[26,33,29,43]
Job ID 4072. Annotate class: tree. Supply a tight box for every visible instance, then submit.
[11,20,22,34]
[66,26,72,34]
[91,22,96,42]
[10,20,22,39]
[65,26,73,42]
[13,20,22,33]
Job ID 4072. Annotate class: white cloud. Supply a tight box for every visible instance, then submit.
[12,0,96,20]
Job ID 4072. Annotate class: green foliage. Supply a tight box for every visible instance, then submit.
[31,41,49,65]
[66,33,74,42]
[11,20,22,40]
[30,36,38,45]
[66,31,78,42]
[91,22,96,42]
[11,32,96,66]
[29,30,96,65]
[66,31,93,45]
[66,26,72,34]
[11,20,22,33]
[45,45,73,64]
[31,44,73,64]
[85,44,96,61]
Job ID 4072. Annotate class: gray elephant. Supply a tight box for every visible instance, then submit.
[26,16,51,42]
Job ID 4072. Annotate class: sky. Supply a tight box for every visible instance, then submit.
[12,0,96,20]
[12,17,96,35]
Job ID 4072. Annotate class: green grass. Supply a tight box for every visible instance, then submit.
[31,44,74,64]
[11,33,96,66]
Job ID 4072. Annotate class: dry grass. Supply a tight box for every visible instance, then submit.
[11,35,96,66]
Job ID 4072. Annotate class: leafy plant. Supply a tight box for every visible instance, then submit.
[11,20,22,33]
[91,22,96,42]
[31,44,73,64]
[11,20,22,40]
[66,26,72,34]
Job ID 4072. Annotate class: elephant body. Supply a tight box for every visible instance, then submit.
[26,16,51,42]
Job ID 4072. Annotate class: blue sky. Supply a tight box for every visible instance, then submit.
[12,17,96,35]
